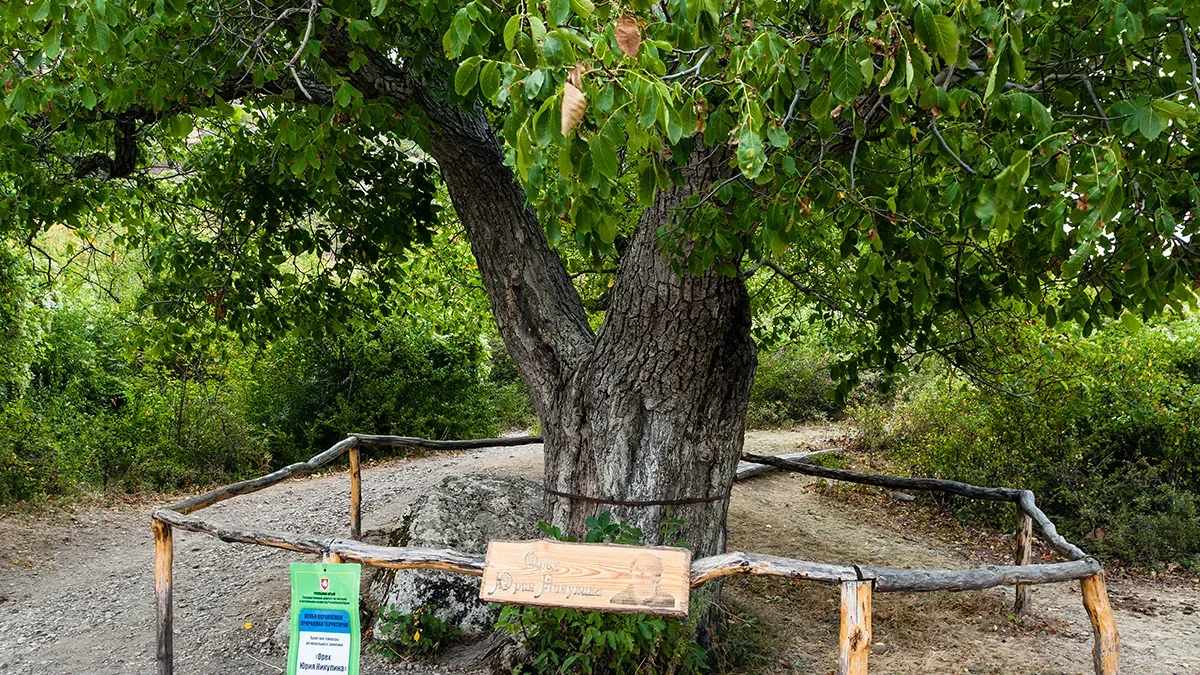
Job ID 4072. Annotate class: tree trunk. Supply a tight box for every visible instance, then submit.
[544,149,756,557]
[427,104,753,560]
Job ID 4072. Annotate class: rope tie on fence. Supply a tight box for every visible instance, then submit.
[545,487,731,507]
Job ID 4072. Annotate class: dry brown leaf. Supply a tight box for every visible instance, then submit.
[562,81,587,135]
[568,62,588,90]
[615,16,641,58]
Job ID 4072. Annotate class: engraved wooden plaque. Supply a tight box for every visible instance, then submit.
[479,540,692,617]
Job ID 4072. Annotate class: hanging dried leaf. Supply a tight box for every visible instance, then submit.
[615,16,641,58]
[568,62,588,90]
[562,81,587,135]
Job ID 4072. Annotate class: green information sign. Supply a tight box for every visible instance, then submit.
[287,562,361,675]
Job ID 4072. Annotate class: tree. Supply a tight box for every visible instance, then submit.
[2,0,1198,564]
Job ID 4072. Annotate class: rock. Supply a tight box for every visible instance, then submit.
[271,617,290,652]
[889,490,916,502]
[367,474,542,636]
[871,642,890,654]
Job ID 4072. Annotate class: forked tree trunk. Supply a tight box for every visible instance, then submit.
[544,150,755,557]
[428,103,754,561]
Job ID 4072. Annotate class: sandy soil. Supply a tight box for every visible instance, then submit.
[723,429,1200,675]
[0,427,1195,674]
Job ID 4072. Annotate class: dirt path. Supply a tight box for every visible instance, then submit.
[0,429,1196,674]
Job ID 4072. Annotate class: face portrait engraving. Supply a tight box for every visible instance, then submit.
[609,554,676,609]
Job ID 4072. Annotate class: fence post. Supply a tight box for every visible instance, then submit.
[153,518,174,675]
[349,445,362,540]
[1014,506,1033,613]
[838,579,872,675]
[1081,572,1120,674]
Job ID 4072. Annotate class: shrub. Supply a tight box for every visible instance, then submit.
[746,341,835,428]
[0,398,73,501]
[373,605,459,661]
[856,315,1200,565]
[495,514,705,675]
[485,337,539,432]
[237,319,498,466]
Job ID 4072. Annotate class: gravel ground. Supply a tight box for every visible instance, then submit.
[0,442,544,674]
[2,428,1197,674]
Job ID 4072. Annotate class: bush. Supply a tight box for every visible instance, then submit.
[495,514,705,675]
[238,319,499,466]
[373,605,459,661]
[856,315,1200,565]
[747,337,886,428]
[485,337,539,432]
[746,342,833,428]
[0,399,73,501]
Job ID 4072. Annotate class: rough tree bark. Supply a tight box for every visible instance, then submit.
[325,39,756,559]
[430,107,755,557]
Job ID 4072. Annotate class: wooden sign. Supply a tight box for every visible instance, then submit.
[480,540,692,617]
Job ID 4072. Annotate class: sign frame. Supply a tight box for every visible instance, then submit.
[479,539,692,618]
[287,562,362,675]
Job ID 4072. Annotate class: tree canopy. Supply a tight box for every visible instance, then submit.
[2,0,1198,390]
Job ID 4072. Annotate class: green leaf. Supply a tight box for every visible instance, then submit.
[767,125,789,148]
[637,164,657,205]
[1138,108,1163,140]
[589,135,619,179]
[503,14,521,50]
[87,19,111,53]
[479,61,501,100]
[1062,238,1095,277]
[167,115,193,138]
[597,216,617,244]
[370,0,387,17]
[916,8,958,64]
[335,83,356,107]
[445,8,472,57]
[524,69,545,99]
[529,15,546,42]
[736,126,765,179]
[80,85,97,110]
[638,94,658,129]
[830,48,862,104]
[42,30,61,60]
[568,0,594,18]
[1150,99,1189,120]
[30,0,50,22]
[549,0,570,26]
[984,40,1005,102]
[454,56,482,96]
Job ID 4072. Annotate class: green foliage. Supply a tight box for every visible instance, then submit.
[237,319,498,466]
[486,337,539,431]
[858,315,1200,564]
[0,245,38,401]
[747,342,837,428]
[496,513,704,674]
[437,0,1200,395]
[373,605,459,660]
[0,0,1195,393]
[0,228,510,502]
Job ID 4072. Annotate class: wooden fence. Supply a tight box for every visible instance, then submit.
[150,435,1119,675]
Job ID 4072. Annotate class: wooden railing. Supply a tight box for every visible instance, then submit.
[151,435,1119,675]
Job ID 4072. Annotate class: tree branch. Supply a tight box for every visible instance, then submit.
[929,115,977,176]
[1180,21,1200,106]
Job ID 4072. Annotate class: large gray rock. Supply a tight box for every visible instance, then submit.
[366,474,542,635]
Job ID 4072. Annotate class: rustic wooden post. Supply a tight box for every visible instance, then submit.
[153,518,174,675]
[328,551,343,563]
[838,579,872,675]
[348,445,362,540]
[1081,572,1120,674]
[1013,506,1033,613]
